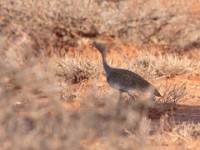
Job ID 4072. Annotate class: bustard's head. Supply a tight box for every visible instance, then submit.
[90,43,106,54]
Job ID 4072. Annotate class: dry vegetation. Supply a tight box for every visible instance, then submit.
[0,0,200,150]
[111,52,200,79]
[1,0,200,53]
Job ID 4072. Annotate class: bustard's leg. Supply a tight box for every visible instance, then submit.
[118,90,123,106]
[117,90,124,115]
[119,90,123,101]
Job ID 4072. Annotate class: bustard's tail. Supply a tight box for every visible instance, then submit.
[154,88,161,97]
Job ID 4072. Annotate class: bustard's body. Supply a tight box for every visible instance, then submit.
[90,43,161,97]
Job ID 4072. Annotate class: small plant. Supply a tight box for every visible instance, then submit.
[159,83,187,104]
[57,56,103,84]
[149,83,187,120]
[170,122,200,141]
[128,53,200,79]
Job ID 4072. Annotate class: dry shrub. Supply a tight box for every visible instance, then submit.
[170,122,200,141]
[159,83,187,104]
[156,121,200,148]
[57,55,103,84]
[150,82,187,120]
[149,121,200,149]
[1,0,199,51]
[149,83,187,120]
[69,50,199,83]
[0,23,67,149]
[128,53,200,79]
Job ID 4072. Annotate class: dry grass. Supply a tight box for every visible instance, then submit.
[0,51,199,149]
[0,0,200,149]
[1,0,200,54]
[128,52,200,79]
[55,50,200,87]
[57,56,103,84]
[0,33,198,149]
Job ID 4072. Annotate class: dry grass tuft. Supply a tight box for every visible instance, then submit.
[57,56,103,84]
[128,53,200,79]
[0,24,68,149]
[171,122,200,141]
[64,51,200,84]
[1,0,200,53]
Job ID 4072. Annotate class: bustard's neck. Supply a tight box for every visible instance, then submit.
[101,52,111,76]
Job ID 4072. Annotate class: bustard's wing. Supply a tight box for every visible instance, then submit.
[124,70,161,96]
[107,68,150,90]
[107,71,136,90]
[108,68,161,96]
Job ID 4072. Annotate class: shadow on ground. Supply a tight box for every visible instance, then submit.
[149,103,200,123]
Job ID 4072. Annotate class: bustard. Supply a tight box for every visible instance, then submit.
[90,43,161,100]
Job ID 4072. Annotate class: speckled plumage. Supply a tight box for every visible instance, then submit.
[90,43,161,97]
